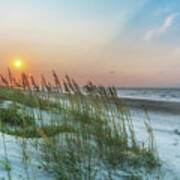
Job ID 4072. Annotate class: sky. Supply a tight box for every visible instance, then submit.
[0,0,180,87]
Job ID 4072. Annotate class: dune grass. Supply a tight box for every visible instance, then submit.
[0,86,62,111]
[0,70,161,179]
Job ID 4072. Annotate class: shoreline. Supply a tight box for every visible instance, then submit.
[119,96,180,114]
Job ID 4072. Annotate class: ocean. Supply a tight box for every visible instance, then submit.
[117,88,180,102]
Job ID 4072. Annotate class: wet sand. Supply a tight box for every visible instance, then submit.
[119,96,180,114]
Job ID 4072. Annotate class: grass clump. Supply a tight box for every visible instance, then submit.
[0,86,61,111]
[35,77,160,179]
[0,70,161,179]
[0,106,35,129]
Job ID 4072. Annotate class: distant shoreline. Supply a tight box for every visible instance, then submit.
[117,87,180,90]
[119,96,180,114]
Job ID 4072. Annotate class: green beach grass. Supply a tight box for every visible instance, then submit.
[0,70,161,179]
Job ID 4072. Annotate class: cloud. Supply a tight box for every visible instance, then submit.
[144,13,178,41]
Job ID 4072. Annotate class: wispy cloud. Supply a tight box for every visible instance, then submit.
[144,14,178,41]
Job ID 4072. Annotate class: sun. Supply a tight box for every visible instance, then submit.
[14,59,22,68]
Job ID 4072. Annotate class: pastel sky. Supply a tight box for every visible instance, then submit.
[0,0,180,87]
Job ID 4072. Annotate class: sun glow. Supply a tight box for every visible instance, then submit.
[14,60,22,68]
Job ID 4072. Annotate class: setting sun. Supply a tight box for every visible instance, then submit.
[14,60,22,68]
